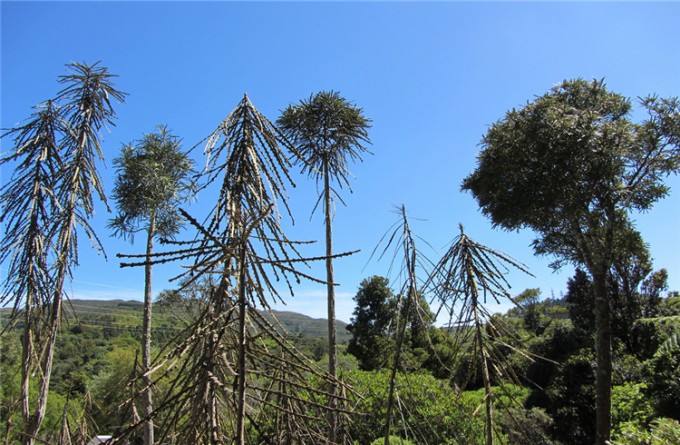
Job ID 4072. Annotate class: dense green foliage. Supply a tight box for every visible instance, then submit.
[108,126,195,241]
[461,78,680,445]
[2,269,676,445]
[346,276,397,370]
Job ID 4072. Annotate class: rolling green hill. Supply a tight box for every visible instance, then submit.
[1,299,350,343]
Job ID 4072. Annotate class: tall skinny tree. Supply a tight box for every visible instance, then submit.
[117,94,353,445]
[427,224,532,445]
[462,79,680,445]
[0,62,125,445]
[277,91,371,443]
[109,126,195,445]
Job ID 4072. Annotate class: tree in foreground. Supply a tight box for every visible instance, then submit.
[375,207,427,445]
[462,79,680,445]
[0,62,125,444]
[427,224,532,445]
[277,90,371,443]
[109,126,195,445]
[118,95,352,445]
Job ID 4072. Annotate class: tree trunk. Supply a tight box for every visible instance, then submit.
[481,348,494,445]
[324,163,338,443]
[20,299,33,439]
[593,271,612,445]
[383,295,412,445]
[23,295,63,445]
[142,216,156,445]
[23,238,68,445]
[236,240,248,445]
[473,301,494,445]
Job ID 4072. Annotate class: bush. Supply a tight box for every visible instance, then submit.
[369,436,415,445]
[346,369,485,445]
[612,418,680,445]
[612,382,654,436]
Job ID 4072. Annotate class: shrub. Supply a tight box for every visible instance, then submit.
[369,436,415,445]
[612,382,654,436]
[612,418,680,445]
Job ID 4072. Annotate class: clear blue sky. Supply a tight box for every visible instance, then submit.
[2,1,679,323]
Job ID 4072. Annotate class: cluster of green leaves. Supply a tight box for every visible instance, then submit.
[514,284,680,445]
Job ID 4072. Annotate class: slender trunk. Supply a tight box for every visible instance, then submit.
[481,348,494,445]
[20,297,33,425]
[205,305,221,444]
[571,215,613,445]
[593,271,611,445]
[383,296,411,445]
[20,209,50,445]
[4,414,11,445]
[24,273,64,445]
[23,216,72,445]
[473,299,494,445]
[210,381,218,445]
[324,163,338,443]
[142,215,156,445]
[235,238,248,445]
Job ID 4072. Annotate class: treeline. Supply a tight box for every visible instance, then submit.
[1,63,680,445]
[1,273,678,444]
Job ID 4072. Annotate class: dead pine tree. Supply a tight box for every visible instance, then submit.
[119,94,354,444]
[0,62,125,445]
[366,205,435,445]
[383,208,421,445]
[426,224,532,445]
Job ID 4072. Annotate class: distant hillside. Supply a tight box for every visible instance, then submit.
[2,299,350,343]
[262,310,350,343]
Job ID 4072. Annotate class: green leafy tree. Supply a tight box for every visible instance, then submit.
[524,319,595,445]
[611,383,654,436]
[346,276,396,370]
[515,288,544,334]
[277,90,371,442]
[462,79,680,445]
[565,269,597,335]
[108,126,195,445]
[0,62,125,445]
[643,313,680,421]
[639,269,669,318]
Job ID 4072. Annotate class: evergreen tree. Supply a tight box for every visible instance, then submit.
[109,126,195,445]
[346,276,396,370]
[278,91,371,442]
[462,79,680,444]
